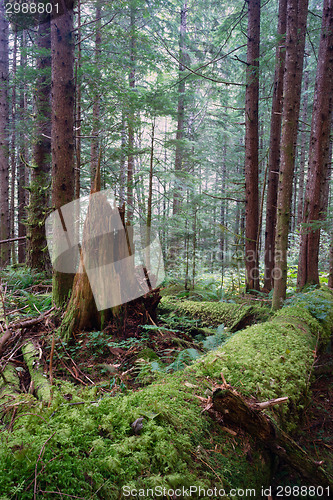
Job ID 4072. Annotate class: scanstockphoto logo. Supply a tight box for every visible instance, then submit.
[45,189,165,310]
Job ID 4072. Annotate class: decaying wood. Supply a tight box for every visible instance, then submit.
[22,342,51,403]
[0,329,13,356]
[0,308,55,357]
[212,387,333,488]
[8,307,55,331]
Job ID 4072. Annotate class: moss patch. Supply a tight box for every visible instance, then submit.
[159,297,270,331]
[0,288,332,498]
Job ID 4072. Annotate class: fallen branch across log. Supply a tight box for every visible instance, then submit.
[212,387,333,488]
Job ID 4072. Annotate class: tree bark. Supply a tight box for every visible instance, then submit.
[245,0,260,292]
[297,0,333,289]
[264,0,287,291]
[169,3,187,267]
[51,1,75,306]
[0,0,10,268]
[90,2,101,183]
[127,3,136,224]
[272,0,308,310]
[18,31,28,264]
[27,14,52,272]
[296,66,309,226]
[10,28,17,265]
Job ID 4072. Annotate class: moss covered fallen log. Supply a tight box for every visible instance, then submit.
[159,297,270,331]
[0,288,332,499]
[212,387,333,487]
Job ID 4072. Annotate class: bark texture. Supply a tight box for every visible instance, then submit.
[245,0,260,291]
[0,0,9,268]
[264,0,287,290]
[27,14,52,271]
[169,3,187,266]
[297,0,333,289]
[51,1,75,306]
[272,0,308,310]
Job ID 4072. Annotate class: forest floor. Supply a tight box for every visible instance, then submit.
[1,268,332,496]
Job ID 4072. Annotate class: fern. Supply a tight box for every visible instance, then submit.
[202,324,226,351]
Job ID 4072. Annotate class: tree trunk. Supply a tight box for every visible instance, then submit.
[297,0,333,289]
[296,66,309,226]
[127,4,136,224]
[27,13,52,272]
[272,0,308,310]
[51,1,75,306]
[75,0,82,200]
[10,28,17,265]
[264,0,287,291]
[245,0,260,292]
[90,3,101,183]
[18,31,27,264]
[169,3,187,267]
[0,0,10,268]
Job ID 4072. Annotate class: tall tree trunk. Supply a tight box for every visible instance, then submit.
[297,0,333,289]
[10,28,17,265]
[296,66,309,226]
[146,119,155,270]
[0,0,9,268]
[51,1,75,306]
[169,3,187,267]
[27,13,52,271]
[245,0,260,292]
[75,0,82,200]
[272,0,308,310]
[18,31,27,264]
[90,2,101,182]
[127,4,136,224]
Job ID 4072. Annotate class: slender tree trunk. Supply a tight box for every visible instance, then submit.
[0,0,9,268]
[169,3,187,267]
[296,67,309,226]
[146,119,155,270]
[10,28,17,265]
[127,4,136,224]
[51,1,75,306]
[272,0,308,310]
[245,0,260,292]
[27,14,52,271]
[329,230,333,288]
[18,31,27,264]
[90,3,101,182]
[173,3,187,217]
[297,0,333,289]
[75,0,82,200]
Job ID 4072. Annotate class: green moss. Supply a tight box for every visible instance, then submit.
[0,288,332,498]
[159,298,270,331]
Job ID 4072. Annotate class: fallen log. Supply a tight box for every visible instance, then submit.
[22,342,51,403]
[212,387,333,488]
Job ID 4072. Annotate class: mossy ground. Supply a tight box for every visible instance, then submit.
[0,283,332,499]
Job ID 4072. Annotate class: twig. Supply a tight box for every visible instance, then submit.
[256,397,288,410]
[58,338,94,385]
[34,432,56,500]
[38,492,86,499]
